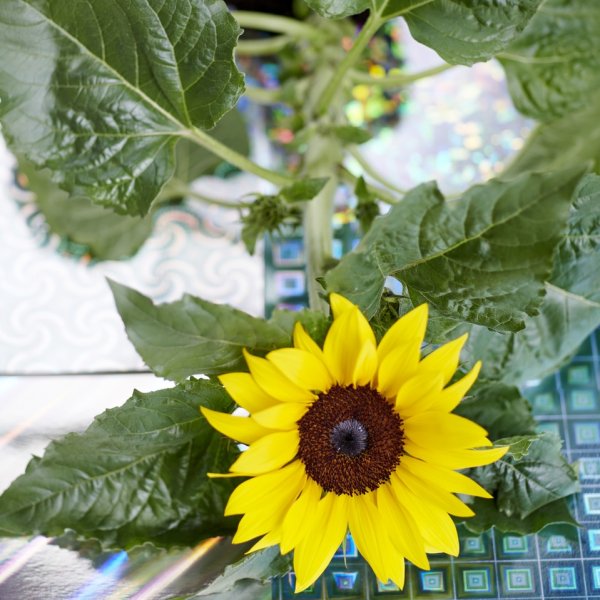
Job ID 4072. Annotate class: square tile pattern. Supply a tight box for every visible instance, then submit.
[270,237,600,598]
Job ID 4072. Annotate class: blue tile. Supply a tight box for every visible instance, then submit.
[588,529,600,552]
[333,533,358,559]
[549,567,577,591]
[584,493,600,516]
[580,456,600,480]
[569,388,599,412]
[572,421,600,446]
[542,563,584,597]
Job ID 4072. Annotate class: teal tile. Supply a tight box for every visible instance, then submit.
[497,534,535,558]
[456,565,495,598]
[566,363,593,385]
[571,421,600,446]
[412,564,452,599]
[569,388,599,412]
[500,564,539,597]
[579,456,600,480]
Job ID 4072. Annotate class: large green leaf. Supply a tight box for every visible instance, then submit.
[503,104,600,178]
[469,433,579,520]
[454,383,536,441]
[462,175,600,384]
[304,0,369,19]
[401,0,542,66]
[0,379,239,548]
[0,0,244,216]
[499,0,600,121]
[109,280,299,381]
[324,168,585,331]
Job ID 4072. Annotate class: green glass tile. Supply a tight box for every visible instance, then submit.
[456,565,495,598]
[569,389,599,412]
[566,364,592,385]
[412,565,452,599]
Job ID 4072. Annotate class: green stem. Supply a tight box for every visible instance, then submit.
[232,11,320,39]
[164,180,246,209]
[236,35,291,56]
[350,62,456,88]
[347,146,407,194]
[315,11,382,115]
[340,167,400,205]
[182,128,293,188]
[244,85,283,105]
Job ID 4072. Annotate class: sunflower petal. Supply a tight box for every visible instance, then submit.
[377,304,427,364]
[395,372,444,416]
[353,341,378,386]
[219,372,279,413]
[280,478,322,554]
[244,350,315,403]
[252,402,308,430]
[267,348,333,392]
[400,455,492,499]
[330,293,356,318]
[404,411,491,449]
[201,407,273,444]
[247,527,282,553]
[377,342,420,399]
[417,334,468,385]
[294,493,348,593]
[229,429,299,475]
[434,361,481,413]
[293,322,326,359]
[404,439,508,469]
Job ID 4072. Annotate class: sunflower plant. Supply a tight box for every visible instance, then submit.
[0,0,597,596]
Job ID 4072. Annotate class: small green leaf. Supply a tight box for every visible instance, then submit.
[354,176,380,234]
[401,0,542,65]
[325,168,585,331]
[327,125,372,145]
[109,280,294,381]
[464,497,578,536]
[0,0,244,215]
[0,379,238,548]
[499,0,600,120]
[454,384,536,441]
[279,178,330,202]
[469,433,579,519]
[305,0,369,19]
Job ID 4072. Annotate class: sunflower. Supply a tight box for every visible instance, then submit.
[202,294,507,592]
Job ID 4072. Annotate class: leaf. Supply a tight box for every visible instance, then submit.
[279,178,330,202]
[324,168,585,331]
[109,280,295,381]
[499,0,600,120]
[503,104,600,178]
[454,383,537,441]
[354,175,380,234]
[0,0,244,216]
[469,433,579,519]
[462,175,600,384]
[0,379,239,548]
[304,0,369,19]
[268,309,331,346]
[400,0,542,65]
[327,125,372,145]
[19,158,153,261]
[193,548,290,597]
[464,497,578,536]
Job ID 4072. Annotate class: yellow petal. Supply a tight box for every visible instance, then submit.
[267,348,333,392]
[376,484,429,571]
[391,474,459,556]
[417,333,467,385]
[403,411,491,449]
[397,463,474,517]
[230,429,299,475]
[377,342,420,399]
[404,439,508,469]
[353,341,378,386]
[233,502,288,545]
[395,372,444,416]
[293,493,348,593]
[201,407,273,444]
[323,306,376,385]
[293,322,326,361]
[280,478,322,554]
[219,372,279,413]
[434,361,481,413]
[400,455,492,499]
[244,350,315,403]
[377,304,428,365]
[247,527,282,553]
[329,293,356,318]
[252,402,308,430]
[225,461,305,516]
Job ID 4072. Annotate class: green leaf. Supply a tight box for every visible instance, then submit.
[0,0,244,216]
[19,158,153,261]
[279,178,330,202]
[399,0,542,65]
[193,548,290,598]
[464,497,578,536]
[324,168,585,330]
[462,175,600,384]
[268,309,330,346]
[469,433,579,519]
[503,105,600,179]
[305,0,370,19]
[354,176,380,234]
[499,0,600,120]
[109,280,294,381]
[327,125,372,145]
[0,379,239,548]
[454,384,536,441]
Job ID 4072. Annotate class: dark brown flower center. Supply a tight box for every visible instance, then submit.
[297,385,404,496]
